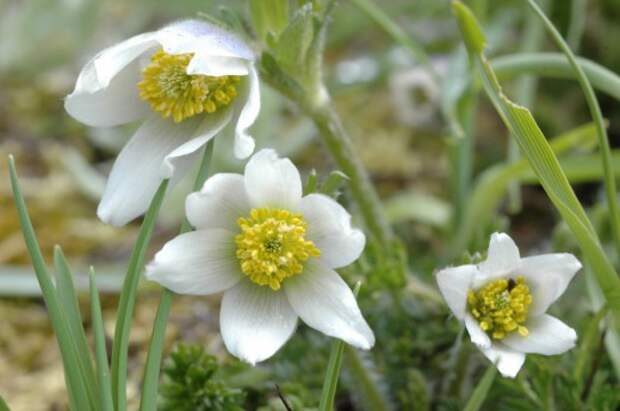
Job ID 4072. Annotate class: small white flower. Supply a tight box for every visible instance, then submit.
[436,232,581,378]
[65,20,260,226]
[145,149,374,364]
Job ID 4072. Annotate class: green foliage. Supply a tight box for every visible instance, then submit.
[453,0,620,332]
[159,344,245,411]
[0,395,9,411]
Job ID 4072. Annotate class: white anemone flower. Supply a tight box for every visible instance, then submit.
[145,149,375,364]
[436,232,581,377]
[65,20,260,227]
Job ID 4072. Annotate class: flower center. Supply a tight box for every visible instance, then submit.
[137,49,240,123]
[235,208,321,290]
[467,276,533,340]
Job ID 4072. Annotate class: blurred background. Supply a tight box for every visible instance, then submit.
[1,0,619,409]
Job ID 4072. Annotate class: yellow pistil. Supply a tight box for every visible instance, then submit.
[467,276,533,340]
[138,49,240,123]
[235,208,320,290]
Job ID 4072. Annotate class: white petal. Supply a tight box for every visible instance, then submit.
[465,313,491,349]
[283,261,375,349]
[435,265,478,320]
[65,60,149,127]
[187,54,250,76]
[97,115,204,226]
[479,343,526,378]
[244,149,302,209]
[518,253,581,315]
[298,193,365,269]
[232,64,260,159]
[162,107,233,177]
[220,280,298,364]
[186,173,250,231]
[475,232,520,287]
[145,229,242,295]
[157,19,255,61]
[502,314,577,355]
[65,32,158,127]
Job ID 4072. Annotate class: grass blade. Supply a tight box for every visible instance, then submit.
[111,179,169,411]
[139,141,214,411]
[8,156,95,410]
[319,340,346,411]
[492,53,620,102]
[138,290,173,411]
[318,282,362,411]
[89,267,115,411]
[524,0,620,282]
[463,365,497,411]
[54,246,98,397]
[452,0,620,332]
[453,122,598,254]
[0,395,9,411]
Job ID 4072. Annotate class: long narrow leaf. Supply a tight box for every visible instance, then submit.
[139,141,215,411]
[0,395,9,411]
[524,0,620,276]
[318,282,362,411]
[138,290,173,411]
[463,365,497,411]
[453,122,597,254]
[54,246,98,398]
[492,53,620,102]
[89,267,115,411]
[452,1,620,331]
[8,156,95,410]
[111,179,169,411]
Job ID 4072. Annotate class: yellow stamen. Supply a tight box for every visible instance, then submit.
[137,49,240,123]
[235,208,320,290]
[467,276,533,340]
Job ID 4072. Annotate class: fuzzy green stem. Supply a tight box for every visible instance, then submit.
[344,347,392,411]
[306,102,394,246]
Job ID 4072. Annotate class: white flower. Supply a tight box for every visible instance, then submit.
[145,149,374,364]
[435,232,581,378]
[65,20,260,227]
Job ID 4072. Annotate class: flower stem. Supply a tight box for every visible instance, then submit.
[307,102,394,246]
[344,347,392,411]
[138,140,215,411]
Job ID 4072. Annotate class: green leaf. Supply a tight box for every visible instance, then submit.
[452,0,620,331]
[111,179,169,411]
[8,156,96,411]
[53,246,98,399]
[492,53,620,102]
[524,0,620,281]
[453,122,598,254]
[0,395,10,411]
[463,365,497,411]
[573,306,608,389]
[384,189,451,227]
[249,0,289,42]
[303,169,318,195]
[318,282,361,411]
[140,141,215,411]
[319,170,349,198]
[274,4,314,75]
[89,267,114,411]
